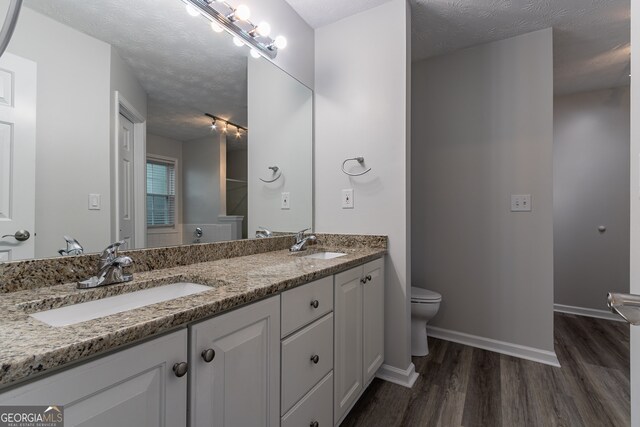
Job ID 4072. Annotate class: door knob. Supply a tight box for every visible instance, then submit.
[2,230,30,242]
[608,292,640,325]
[201,348,215,363]
[172,362,188,377]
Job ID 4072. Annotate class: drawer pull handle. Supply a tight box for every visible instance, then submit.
[310,354,320,364]
[173,362,188,377]
[310,299,319,309]
[201,348,215,363]
[366,275,372,282]
[310,422,319,427]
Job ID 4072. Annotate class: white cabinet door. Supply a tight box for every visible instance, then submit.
[0,330,188,427]
[190,296,280,427]
[363,258,385,385]
[334,265,363,424]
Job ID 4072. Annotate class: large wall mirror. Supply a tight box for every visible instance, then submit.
[0,0,313,261]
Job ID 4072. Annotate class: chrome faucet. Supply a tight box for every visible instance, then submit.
[255,226,273,238]
[290,228,316,252]
[58,236,84,256]
[77,241,134,289]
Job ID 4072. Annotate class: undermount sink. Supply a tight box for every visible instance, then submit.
[302,251,347,260]
[30,283,212,327]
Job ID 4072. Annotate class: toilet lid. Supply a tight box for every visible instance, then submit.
[411,287,442,302]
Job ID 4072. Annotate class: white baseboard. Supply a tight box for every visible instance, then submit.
[426,326,561,367]
[554,304,625,322]
[376,362,419,388]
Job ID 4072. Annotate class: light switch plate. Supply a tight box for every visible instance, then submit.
[281,192,290,210]
[511,194,531,212]
[88,193,101,210]
[342,189,354,209]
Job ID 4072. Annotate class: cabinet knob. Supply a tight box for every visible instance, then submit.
[360,278,367,284]
[310,421,319,427]
[173,362,188,377]
[366,275,372,282]
[310,354,320,364]
[310,299,319,309]
[201,348,216,363]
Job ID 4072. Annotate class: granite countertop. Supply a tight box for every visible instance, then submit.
[0,244,385,389]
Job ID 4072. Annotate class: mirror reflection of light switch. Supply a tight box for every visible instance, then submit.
[88,193,101,210]
[281,192,290,210]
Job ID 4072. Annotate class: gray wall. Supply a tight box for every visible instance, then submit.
[315,0,412,374]
[182,134,222,224]
[412,29,555,352]
[554,87,630,310]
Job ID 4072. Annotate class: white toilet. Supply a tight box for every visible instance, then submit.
[411,286,442,356]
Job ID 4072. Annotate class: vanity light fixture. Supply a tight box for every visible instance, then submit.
[182,0,286,59]
[205,113,247,136]
[210,119,217,130]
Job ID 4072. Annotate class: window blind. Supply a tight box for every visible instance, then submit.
[146,159,176,227]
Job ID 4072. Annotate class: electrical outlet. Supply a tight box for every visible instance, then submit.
[342,189,354,209]
[88,193,101,210]
[281,192,290,210]
[511,194,531,212]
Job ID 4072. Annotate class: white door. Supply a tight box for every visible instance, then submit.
[118,113,135,249]
[0,53,36,261]
[190,295,280,427]
[363,258,385,385]
[334,265,363,424]
[0,329,188,427]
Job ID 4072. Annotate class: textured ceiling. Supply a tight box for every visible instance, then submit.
[284,0,630,95]
[412,0,630,95]
[25,0,252,142]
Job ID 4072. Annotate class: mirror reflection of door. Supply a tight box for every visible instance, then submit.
[118,113,135,249]
[0,52,36,261]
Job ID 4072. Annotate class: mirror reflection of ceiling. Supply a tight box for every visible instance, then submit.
[25,0,250,142]
[284,0,630,96]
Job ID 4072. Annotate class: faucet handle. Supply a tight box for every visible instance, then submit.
[100,240,126,263]
[295,228,310,242]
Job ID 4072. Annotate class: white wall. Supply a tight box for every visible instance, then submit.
[243,0,314,89]
[248,58,313,236]
[315,0,412,376]
[182,134,223,224]
[412,29,555,354]
[6,6,112,258]
[554,87,630,311]
[629,1,640,423]
[146,133,183,248]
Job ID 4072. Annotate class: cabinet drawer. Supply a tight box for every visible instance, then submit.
[281,312,334,414]
[281,371,333,427]
[281,275,333,337]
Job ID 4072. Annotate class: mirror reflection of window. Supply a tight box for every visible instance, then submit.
[146,158,176,228]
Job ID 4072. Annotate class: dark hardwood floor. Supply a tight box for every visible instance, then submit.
[342,313,630,427]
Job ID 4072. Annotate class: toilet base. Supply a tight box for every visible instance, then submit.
[411,318,429,357]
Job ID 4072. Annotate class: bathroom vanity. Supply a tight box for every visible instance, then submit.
[0,235,386,426]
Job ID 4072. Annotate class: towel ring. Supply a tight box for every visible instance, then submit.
[342,157,371,177]
[259,166,282,183]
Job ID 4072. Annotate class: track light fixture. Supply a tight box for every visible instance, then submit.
[205,113,247,138]
[183,0,287,59]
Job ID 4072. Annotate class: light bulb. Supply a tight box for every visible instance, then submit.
[185,4,200,17]
[210,22,224,33]
[233,37,244,47]
[274,35,287,49]
[256,21,271,37]
[250,49,261,59]
[211,121,217,130]
[236,129,241,138]
[234,4,251,21]
[222,122,228,133]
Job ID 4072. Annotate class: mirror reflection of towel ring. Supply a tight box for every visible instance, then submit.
[260,166,282,183]
[342,157,371,177]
